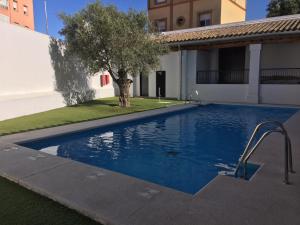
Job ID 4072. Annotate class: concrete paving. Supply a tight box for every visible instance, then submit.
[0,104,299,225]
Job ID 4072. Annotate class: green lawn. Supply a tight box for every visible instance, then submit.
[0,97,183,136]
[0,176,101,225]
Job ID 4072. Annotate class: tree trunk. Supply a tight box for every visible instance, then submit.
[118,79,133,107]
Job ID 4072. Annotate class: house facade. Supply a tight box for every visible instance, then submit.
[0,0,34,30]
[148,0,246,32]
[134,15,300,106]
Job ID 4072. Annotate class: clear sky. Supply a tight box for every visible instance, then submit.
[33,0,269,38]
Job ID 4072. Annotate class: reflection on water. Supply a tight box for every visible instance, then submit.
[40,146,59,156]
[88,132,114,149]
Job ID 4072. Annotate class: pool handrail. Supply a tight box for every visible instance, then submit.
[234,121,294,184]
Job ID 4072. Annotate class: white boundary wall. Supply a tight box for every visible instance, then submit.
[0,22,116,121]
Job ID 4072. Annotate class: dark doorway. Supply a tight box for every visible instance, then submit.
[156,71,166,98]
[219,46,246,70]
[219,47,246,83]
[140,73,149,97]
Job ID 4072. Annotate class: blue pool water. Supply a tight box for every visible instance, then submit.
[21,104,298,194]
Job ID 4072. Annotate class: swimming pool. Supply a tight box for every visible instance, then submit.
[21,104,298,194]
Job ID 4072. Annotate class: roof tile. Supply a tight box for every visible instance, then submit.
[160,15,300,44]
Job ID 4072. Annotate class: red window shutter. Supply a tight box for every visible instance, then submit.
[100,75,105,87]
[105,75,110,85]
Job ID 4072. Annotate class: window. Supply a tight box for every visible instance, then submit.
[198,12,212,27]
[0,0,8,8]
[155,19,167,32]
[155,0,167,5]
[23,5,28,15]
[13,0,18,11]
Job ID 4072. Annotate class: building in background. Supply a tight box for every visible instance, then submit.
[0,0,34,30]
[136,15,300,106]
[148,0,246,32]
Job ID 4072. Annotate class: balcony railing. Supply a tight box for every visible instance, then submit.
[196,70,249,84]
[260,68,300,84]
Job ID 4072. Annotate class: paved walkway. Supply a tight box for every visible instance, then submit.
[0,104,299,225]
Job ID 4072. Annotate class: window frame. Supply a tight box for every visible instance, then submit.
[154,18,168,32]
[198,11,213,27]
[12,0,18,11]
[23,5,28,15]
[154,0,167,5]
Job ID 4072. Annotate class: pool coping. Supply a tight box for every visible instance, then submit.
[0,103,300,225]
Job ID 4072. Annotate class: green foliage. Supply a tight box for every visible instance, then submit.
[59,0,168,82]
[267,0,300,17]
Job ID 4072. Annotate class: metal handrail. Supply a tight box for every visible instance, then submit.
[196,70,249,84]
[260,68,300,84]
[234,121,294,184]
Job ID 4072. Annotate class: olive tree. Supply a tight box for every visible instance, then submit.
[267,0,300,17]
[59,1,168,107]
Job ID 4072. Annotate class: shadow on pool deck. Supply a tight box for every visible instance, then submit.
[0,104,299,225]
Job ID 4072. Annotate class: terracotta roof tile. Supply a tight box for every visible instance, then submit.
[160,15,300,44]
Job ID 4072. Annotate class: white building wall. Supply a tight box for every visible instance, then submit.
[247,44,262,103]
[148,71,156,98]
[132,74,141,97]
[180,50,188,99]
[0,14,9,23]
[260,42,300,105]
[0,22,115,121]
[261,43,300,68]
[147,42,300,105]
[0,93,65,121]
[184,50,197,100]
[148,51,181,99]
[189,85,249,103]
[260,85,300,105]
[187,49,248,103]
[148,48,251,103]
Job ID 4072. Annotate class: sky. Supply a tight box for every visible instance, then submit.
[33,0,269,38]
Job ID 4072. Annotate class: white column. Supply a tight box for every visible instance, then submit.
[180,50,188,100]
[132,74,140,97]
[209,49,219,83]
[186,50,197,100]
[247,44,262,104]
[148,70,156,98]
[180,50,197,100]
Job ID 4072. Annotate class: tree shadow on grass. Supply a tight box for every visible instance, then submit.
[77,99,119,108]
[49,38,95,106]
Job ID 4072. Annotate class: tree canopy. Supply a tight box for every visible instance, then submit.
[267,0,300,17]
[59,1,168,106]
